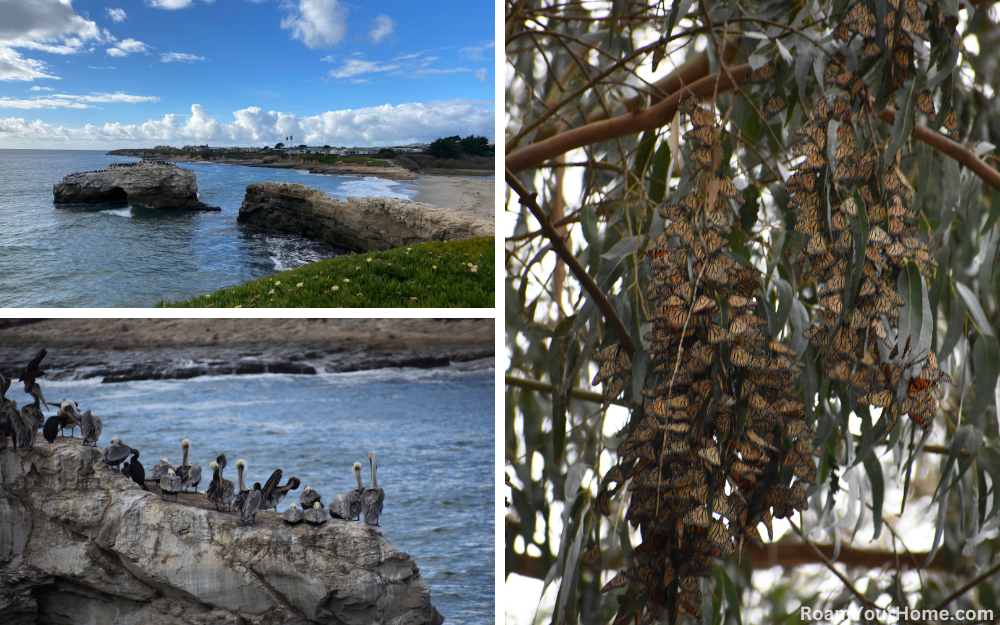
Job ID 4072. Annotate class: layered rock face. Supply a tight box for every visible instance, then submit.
[237,182,493,252]
[0,439,443,625]
[52,161,220,211]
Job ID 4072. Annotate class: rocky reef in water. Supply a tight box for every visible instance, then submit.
[237,182,494,253]
[52,161,220,211]
[0,439,444,625]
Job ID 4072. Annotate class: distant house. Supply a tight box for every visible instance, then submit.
[341,147,377,156]
[391,147,423,154]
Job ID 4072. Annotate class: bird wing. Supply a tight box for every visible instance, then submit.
[261,469,282,501]
[26,349,47,372]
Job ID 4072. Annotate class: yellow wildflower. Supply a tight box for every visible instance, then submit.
[296,282,303,288]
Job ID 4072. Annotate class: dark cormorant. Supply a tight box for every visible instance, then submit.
[128,448,148,491]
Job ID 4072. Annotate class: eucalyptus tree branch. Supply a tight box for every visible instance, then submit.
[879,108,1000,193]
[506,168,638,356]
[506,65,752,174]
[505,374,629,406]
[933,558,1000,610]
[790,519,877,608]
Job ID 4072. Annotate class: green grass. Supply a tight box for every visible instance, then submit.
[300,154,392,167]
[157,237,495,308]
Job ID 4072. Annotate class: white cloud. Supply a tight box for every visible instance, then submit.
[0,0,104,81]
[106,8,127,23]
[475,68,487,82]
[88,65,116,69]
[145,0,197,8]
[161,52,205,63]
[460,41,495,61]
[29,85,53,91]
[281,0,348,49]
[107,38,149,57]
[368,14,395,44]
[0,91,159,109]
[328,59,398,79]
[0,100,495,148]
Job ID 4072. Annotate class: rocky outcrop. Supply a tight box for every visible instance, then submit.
[237,183,493,253]
[0,439,444,625]
[52,161,220,211]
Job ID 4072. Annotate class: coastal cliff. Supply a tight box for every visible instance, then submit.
[237,182,494,253]
[52,161,220,211]
[0,439,444,625]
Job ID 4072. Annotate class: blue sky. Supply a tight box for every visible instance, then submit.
[0,0,495,148]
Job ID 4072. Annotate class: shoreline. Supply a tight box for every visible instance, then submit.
[0,318,494,383]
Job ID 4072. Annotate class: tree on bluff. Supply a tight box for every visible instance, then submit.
[428,135,495,158]
[505,0,1000,624]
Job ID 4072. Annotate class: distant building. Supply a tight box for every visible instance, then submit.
[341,147,377,155]
[391,147,423,154]
[154,145,175,151]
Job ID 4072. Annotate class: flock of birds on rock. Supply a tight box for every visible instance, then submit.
[0,349,386,528]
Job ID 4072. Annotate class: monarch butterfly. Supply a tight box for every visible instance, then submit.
[833,22,851,41]
[692,295,717,314]
[943,108,959,138]
[869,225,891,245]
[834,161,859,183]
[661,306,690,329]
[821,272,845,292]
[690,108,716,128]
[836,138,857,163]
[831,211,848,232]
[821,292,844,314]
[917,89,935,118]
[702,230,728,255]
[717,176,743,201]
[868,202,887,222]
[728,294,753,310]
[860,39,881,60]
[797,122,828,149]
[698,446,721,466]
[683,125,715,144]
[860,389,895,408]
[665,218,690,238]
[824,62,842,86]
[741,62,778,85]
[857,150,877,180]
[792,140,823,157]
[845,3,876,37]
[789,171,820,192]
[892,46,911,68]
[832,96,852,120]
[798,152,827,171]
[691,144,714,169]
[677,95,703,115]
[762,95,787,120]
[600,571,630,593]
[900,235,922,250]
[883,166,910,194]
[812,251,837,270]
[730,345,752,366]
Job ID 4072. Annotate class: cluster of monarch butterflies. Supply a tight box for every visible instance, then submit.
[832,0,962,138]
[785,58,950,436]
[593,99,815,620]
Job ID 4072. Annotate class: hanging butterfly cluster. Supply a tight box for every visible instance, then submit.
[833,0,962,137]
[593,98,815,619]
[787,58,950,436]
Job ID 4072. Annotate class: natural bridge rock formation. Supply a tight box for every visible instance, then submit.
[0,439,444,625]
[52,161,220,211]
[237,182,494,252]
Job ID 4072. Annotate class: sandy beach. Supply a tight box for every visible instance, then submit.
[406,175,495,222]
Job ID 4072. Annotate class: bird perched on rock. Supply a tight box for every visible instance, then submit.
[121,462,132,480]
[206,460,221,506]
[53,400,81,438]
[304,502,326,526]
[80,409,102,447]
[15,383,50,449]
[261,469,301,512]
[300,485,322,509]
[150,458,173,481]
[18,348,47,393]
[363,451,385,526]
[344,462,364,521]
[101,436,131,469]
[159,469,183,502]
[236,480,263,524]
[176,439,202,492]
[283,503,304,524]
[127,448,148,491]
[215,454,235,511]
[329,494,348,520]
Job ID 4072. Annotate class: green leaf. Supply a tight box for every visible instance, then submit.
[938,294,966,361]
[649,143,671,206]
[897,261,923,359]
[773,277,793,334]
[862,451,885,540]
[713,565,743,625]
[955,282,994,337]
[982,187,1000,235]
[739,185,761,232]
[968,332,1000,426]
[848,190,869,307]
[885,77,918,162]
[632,130,656,180]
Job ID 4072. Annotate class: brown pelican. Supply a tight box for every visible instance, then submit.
[344,462,364,521]
[12,384,49,449]
[261,469,301,512]
[150,458,174,480]
[206,461,221,506]
[101,436,131,468]
[300,485,322,509]
[18,348,47,393]
[233,459,252,518]
[80,409,102,447]
[128,448,148,491]
[234,474,262,524]
[362,451,385,526]
[304,501,326,525]
[176,439,202,492]
[283,502,305,524]
[216,454,235,511]
[329,494,347,520]
[160,469,183,502]
[54,400,82,437]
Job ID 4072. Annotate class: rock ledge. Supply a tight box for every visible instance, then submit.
[52,161,220,211]
[237,182,493,252]
[0,439,443,625]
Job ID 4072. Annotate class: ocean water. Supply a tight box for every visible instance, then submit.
[0,149,415,307]
[33,364,493,624]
